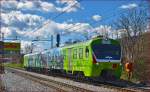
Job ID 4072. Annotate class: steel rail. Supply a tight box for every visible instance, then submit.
[6,68,94,92]
[6,68,148,92]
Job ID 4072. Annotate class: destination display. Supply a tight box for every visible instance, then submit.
[4,42,20,51]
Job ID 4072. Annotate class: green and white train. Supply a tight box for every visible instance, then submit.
[24,37,122,79]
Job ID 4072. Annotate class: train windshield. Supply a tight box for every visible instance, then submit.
[92,44,121,60]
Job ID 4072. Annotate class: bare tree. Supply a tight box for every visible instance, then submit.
[117,8,148,60]
[115,7,149,82]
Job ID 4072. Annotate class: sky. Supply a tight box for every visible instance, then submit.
[0,0,149,53]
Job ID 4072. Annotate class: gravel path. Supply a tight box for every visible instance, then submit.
[1,70,58,92]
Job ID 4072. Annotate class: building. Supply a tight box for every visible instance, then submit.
[0,42,21,63]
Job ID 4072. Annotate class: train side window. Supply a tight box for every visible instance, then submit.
[54,54,57,61]
[52,55,54,61]
[50,52,52,61]
[54,53,56,61]
[79,48,83,59]
[73,49,77,59]
[63,50,66,59]
[85,46,89,58]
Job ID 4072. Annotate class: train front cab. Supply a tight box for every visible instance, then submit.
[90,39,122,79]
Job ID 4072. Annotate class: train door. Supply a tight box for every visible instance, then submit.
[68,48,72,71]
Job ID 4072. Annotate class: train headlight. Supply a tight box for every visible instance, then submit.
[112,64,117,69]
[120,63,122,66]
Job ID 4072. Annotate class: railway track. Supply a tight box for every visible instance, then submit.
[6,68,93,92]
[6,67,149,92]
[0,75,5,92]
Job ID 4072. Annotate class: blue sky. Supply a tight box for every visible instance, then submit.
[19,0,144,24]
[39,1,143,22]
[0,0,148,52]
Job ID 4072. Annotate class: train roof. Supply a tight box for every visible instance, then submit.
[24,37,119,56]
[60,37,119,49]
[24,52,39,56]
[61,39,92,49]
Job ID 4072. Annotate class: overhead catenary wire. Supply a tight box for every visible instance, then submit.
[22,0,83,50]
[11,0,119,42]
[62,8,120,36]
[4,0,145,42]
[3,0,118,42]
[65,2,147,35]
[30,0,82,36]
[3,0,82,42]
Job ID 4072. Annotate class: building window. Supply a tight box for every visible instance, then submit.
[73,49,77,59]
[79,48,83,59]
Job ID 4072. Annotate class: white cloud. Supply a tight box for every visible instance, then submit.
[40,2,57,12]
[18,20,92,52]
[17,1,58,12]
[17,1,34,9]
[66,19,73,23]
[1,0,116,52]
[0,1,18,10]
[25,20,91,39]
[91,25,112,37]
[1,11,44,31]
[1,11,114,52]
[0,0,83,53]
[92,15,101,21]
[2,17,115,52]
[1,13,113,46]
[56,0,81,12]
[1,27,12,37]
[120,3,138,9]
[1,0,81,13]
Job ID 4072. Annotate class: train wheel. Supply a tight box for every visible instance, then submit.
[77,72,85,81]
[101,70,116,80]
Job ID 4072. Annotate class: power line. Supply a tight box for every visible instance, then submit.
[30,0,82,36]
[56,1,147,34]
[62,9,119,35]
[64,3,145,34]
[26,0,83,50]
[16,0,81,39]
[21,2,119,42]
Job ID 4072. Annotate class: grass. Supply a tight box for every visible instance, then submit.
[4,62,24,70]
[120,69,140,83]
[121,60,147,84]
